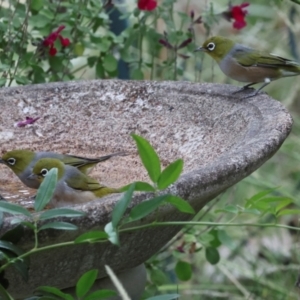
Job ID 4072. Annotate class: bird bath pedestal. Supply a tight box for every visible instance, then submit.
[0,80,292,298]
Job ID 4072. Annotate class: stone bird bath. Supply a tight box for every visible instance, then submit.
[0,80,292,298]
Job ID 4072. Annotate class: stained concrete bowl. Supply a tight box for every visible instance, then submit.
[0,80,292,297]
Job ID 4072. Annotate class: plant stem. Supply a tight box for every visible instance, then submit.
[0,239,107,273]
[34,221,38,249]
[119,221,300,233]
[173,49,177,80]
[138,16,144,71]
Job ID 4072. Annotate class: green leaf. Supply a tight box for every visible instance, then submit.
[215,205,238,214]
[166,196,195,214]
[0,242,29,281]
[34,168,58,212]
[49,56,64,72]
[206,230,221,248]
[175,260,192,281]
[121,181,155,192]
[39,222,78,231]
[76,269,98,298]
[131,134,161,183]
[30,0,44,11]
[275,199,293,213]
[131,69,144,80]
[112,183,135,228]
[0,201,31,218]
[198,232,215,246]
[0,284,14,300]
[36,286,73,300]
[242,208,261,215]
[103,54,118,72]
[258,196,293,204]
[84,289,117,300]
[217,230,235,250]
[0,78,6,87]
[39,208,85,220]
[246,188,278,205]
[75,231,108,243]
[15,76,30,85]
[21,221,35,230]
[150,269,169,285]
[96,59,105,78]
[157,159,183,190]
[30,14,50,28]
[146,295,180,300]
[10,256,29,282]
[104,222,119,246]
[205,247,220,265]
[1,224,24,244]
[199,231,221,248]
[74,43,85,56]
[0,240,25,257]
[0,211,3,229]
[91,37,111,52]
[129,195,168,222]
[87,56,98,67]
[276,209,300,217]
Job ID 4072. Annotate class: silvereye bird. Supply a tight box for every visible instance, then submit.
[195,36,300,97]
[28,158,120,208]
[0,149,126,189]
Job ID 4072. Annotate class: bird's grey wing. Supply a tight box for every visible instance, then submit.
[63,167,101,191]
[232,45,297,68]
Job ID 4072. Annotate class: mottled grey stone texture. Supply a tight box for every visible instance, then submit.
[0,80,293,297]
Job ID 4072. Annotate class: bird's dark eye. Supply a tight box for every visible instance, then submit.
[7,158,16,165]
[207,42,215,51]
[40,168,48,177]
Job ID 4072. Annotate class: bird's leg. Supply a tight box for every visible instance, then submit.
[241,81,271,99]
[232,82,257,94]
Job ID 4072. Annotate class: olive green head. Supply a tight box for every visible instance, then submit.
[195,36,235,63]
[0,149,35,175]
[32,158,65,182]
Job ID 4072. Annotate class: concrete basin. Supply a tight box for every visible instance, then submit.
[0,80,292,297]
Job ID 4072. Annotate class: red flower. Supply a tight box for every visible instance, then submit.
[42,25,70,56]
[138,0,157,11]
[49,47,57,56]
[59,36,70,47]
[222,2,249,30]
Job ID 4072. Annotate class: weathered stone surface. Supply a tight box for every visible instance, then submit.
[0,80,293,297]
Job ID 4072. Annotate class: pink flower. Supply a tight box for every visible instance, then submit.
[138,0,157,11]
[42,25,70,56]
[16,117,40,127]
[222,2,249,30]
[176,242,186,253]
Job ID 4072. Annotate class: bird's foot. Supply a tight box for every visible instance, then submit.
[232,86,256,95]
[239,89,268,100]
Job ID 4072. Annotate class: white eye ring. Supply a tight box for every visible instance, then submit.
[7,158,16,165]
[207,42,215,51]
[40,168,48,177]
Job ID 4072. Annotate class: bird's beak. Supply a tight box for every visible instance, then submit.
[194,46,204,52]
[27,173,38,180]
